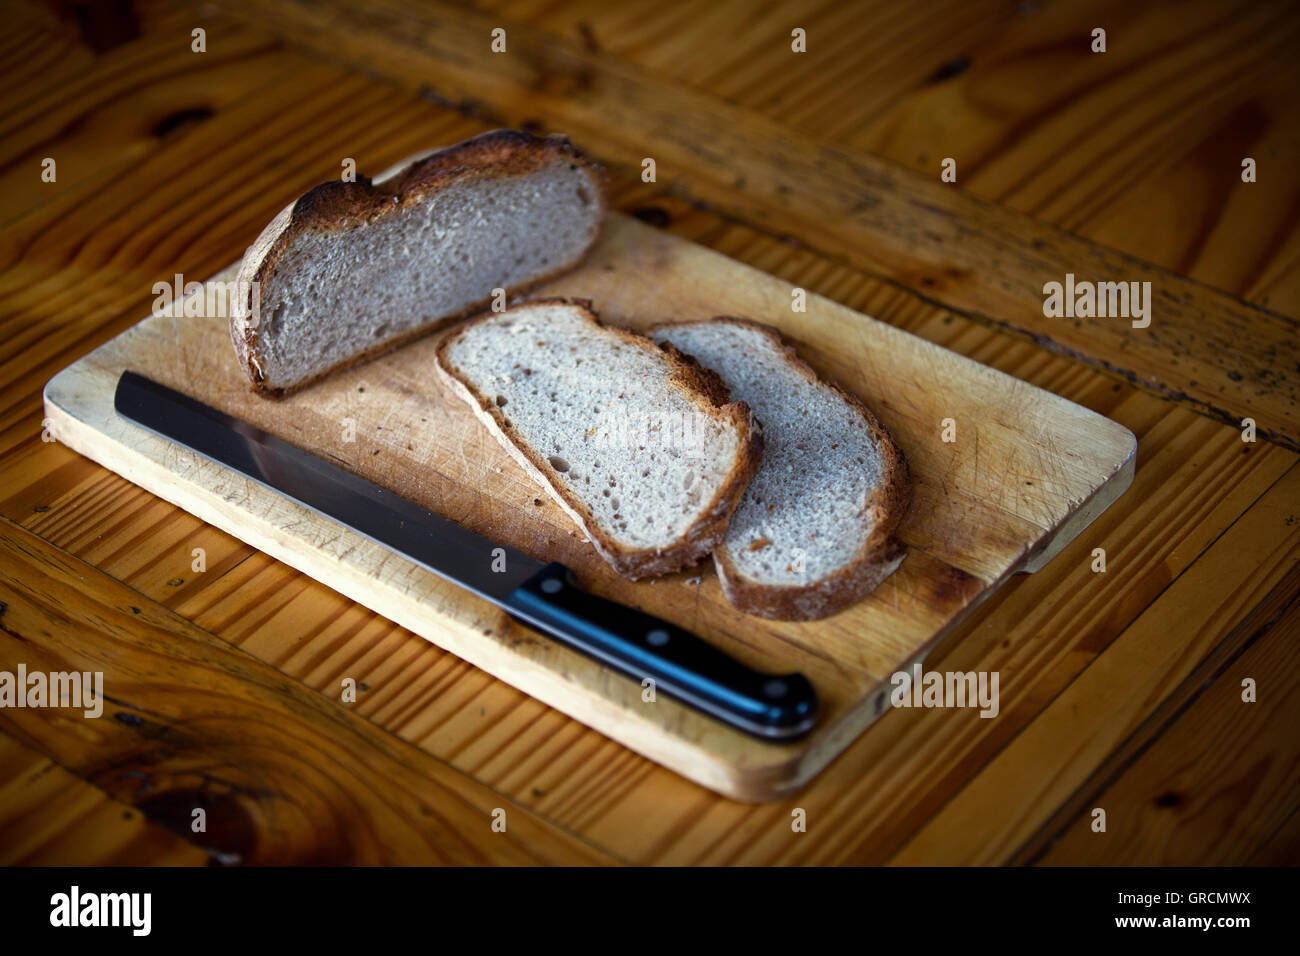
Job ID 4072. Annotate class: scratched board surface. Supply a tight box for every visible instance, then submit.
[44,211,1135,801]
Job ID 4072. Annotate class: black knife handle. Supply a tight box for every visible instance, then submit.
[502,563,818,739]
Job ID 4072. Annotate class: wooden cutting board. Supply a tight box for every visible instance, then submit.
[43,212,1135,802]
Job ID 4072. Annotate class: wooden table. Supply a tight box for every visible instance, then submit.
[1,0,1296,865]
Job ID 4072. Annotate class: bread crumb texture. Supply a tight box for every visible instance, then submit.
[653,320,892,587]
[442,303,746,552]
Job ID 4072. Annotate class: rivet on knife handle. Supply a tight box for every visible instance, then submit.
[504,563,819,739]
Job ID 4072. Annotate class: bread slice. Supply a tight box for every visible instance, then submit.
[650,318,910,620]
[435,299,762,579]
[230,129,607,394]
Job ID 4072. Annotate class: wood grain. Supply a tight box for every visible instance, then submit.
[43,210,1134,801]
[0,515,614,864]
[0,731,208,865]
[890,462,1300,864]
[1036,587,1300,865]
[618,414,1296,864]
[203,0,1300,450]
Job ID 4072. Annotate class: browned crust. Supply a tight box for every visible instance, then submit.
[434,298,763,580]
[230,129,610,395]
[650,317,912,620]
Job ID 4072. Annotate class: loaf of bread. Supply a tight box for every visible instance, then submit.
[230,129,607,394]
[651,318,910,620]
[435,299,763,579]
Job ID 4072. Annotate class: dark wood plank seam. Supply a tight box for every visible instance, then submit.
[1009,560,1300,865]
[1247,799,1300,864]
[882,458,1299,863]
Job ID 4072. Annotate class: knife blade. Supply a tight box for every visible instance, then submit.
[113,371,818,739]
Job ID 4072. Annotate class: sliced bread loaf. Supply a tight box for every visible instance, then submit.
[435,300,763,579]
[651,318,910,620]
[230,129,607,394]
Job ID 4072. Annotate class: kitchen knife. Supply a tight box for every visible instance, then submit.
[113,371,818,739]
